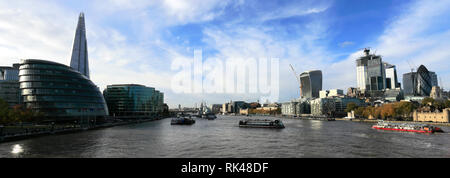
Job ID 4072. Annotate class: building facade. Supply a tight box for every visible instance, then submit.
[311,98,335,116]
[103,84,164,116]
[211,104,222,114]
[413,109,449,123]
[300,70,322,99]
[320,89,344,98]
[19,59,108,120]
[356,49,386,91]
[403,65,433,97]
[384,63,400,89]
[70,13,90,78]
[0,64,21,106]
[428,71,438,87]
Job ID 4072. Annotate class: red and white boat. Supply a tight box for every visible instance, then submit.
[372,121,444,133]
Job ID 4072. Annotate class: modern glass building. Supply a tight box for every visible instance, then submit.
[103,84,164,116]
[356,48,386,91]
[300,70,322,99]
[403,65,433,97]
[19,59,108,120]
[0,64,21,106]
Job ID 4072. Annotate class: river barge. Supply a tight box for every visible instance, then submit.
[239,119,285,129]
[372,121,444,133]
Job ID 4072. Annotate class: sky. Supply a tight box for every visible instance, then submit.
[1,0,450,108]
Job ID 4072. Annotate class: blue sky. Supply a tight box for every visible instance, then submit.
[1,0,450,108]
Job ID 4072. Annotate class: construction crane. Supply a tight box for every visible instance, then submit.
[289,64,302,98]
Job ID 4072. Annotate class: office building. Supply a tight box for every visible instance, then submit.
[356,49,386,91]
[428,72,438,87]
[311,98,336,116]
[384,63,400,89]
[300,70,322,99]
[403,65,433,97]
[19,59,108,120]
[103,84,164,116]
[319,89,344,98]
[0,64,21,106]
[70,13,90,78]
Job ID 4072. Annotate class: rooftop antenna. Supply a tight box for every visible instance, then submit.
[289,64,302,98]
[406,60,415,73]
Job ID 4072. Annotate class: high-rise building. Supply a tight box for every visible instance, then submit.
[0,64,21,106]
[300,70,322,99]
[356,49,386,91]
[428,71,438,87]
[403,65,433,96]
[70,13,89,78]
[384,63,400,89]
[19,59,108,120]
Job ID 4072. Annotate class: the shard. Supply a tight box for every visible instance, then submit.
[70,12,89,78]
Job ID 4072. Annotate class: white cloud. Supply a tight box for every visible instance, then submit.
[373,0,450,89]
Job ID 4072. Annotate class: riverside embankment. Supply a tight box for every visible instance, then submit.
[0,117,168,143]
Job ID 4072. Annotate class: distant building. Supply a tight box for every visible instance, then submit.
[232,101,248,113]
[19,59,108,121]
[222,103,230,114]
[356,49,386,91]
[311,98,335,116]
[0,64,20,81]
[70,13,90,78]
[281,101,298,116]
[414,109,449,123]
[281,99,312,116]
[334,97,365,115]
[0,64,21,106]
[403,65,433,97]
[384,63,400,89]
[320,89,344,98]
[103,84,165,116]
[300,70,322,99]
[211,104,222,114]
[428,71,438,87]
[430,86,442,99]
[384,88,404,102]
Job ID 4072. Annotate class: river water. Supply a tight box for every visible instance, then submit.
[1,115,449,158]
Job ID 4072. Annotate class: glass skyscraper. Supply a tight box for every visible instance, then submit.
[300,70,322,99]
[103,84,164,116]
[403,65,433,96]
[356,49,386,91]
[70,13,89,78]
[19,59,108,120]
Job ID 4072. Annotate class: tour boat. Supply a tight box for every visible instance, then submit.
[171,114,196,125]
[372,121,443,133]
[239,119,285,129]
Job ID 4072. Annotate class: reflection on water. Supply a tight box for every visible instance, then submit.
[11,144,23,154]
[0,115,449,158]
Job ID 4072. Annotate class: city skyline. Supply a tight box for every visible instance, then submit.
[0,0,450,108]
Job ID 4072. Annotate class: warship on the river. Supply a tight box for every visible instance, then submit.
[171,114,196,125]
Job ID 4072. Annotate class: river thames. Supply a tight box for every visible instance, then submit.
[1,115,449,158]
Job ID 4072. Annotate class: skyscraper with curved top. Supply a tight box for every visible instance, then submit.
[70,13,89,79]
[300,70,322,99]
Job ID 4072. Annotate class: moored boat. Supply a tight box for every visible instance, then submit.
[372,121,443,133]
[239,119,285,129]
[171,114,196,125]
